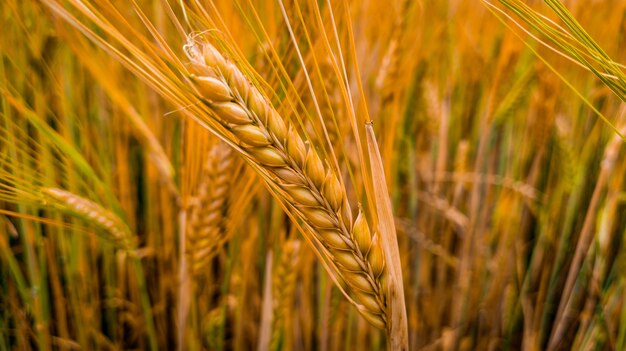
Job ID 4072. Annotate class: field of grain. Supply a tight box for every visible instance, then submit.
[1,1,626,350]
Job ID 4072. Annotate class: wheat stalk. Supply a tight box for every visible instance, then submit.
[184,39,388,329]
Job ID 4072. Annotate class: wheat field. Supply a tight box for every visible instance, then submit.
[1,0,626,350]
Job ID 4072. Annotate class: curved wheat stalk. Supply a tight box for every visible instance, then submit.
[183,39,388,329]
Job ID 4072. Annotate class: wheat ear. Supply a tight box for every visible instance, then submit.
[184,40,388,329]
[270,240,301,349]
[186,142,235,274]
[43,188,133,247]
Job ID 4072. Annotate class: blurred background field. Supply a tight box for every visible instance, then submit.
[1,0,626,350]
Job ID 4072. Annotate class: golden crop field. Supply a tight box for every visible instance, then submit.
[1,1,625,350]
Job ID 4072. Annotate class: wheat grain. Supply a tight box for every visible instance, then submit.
[184,39,388,329]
